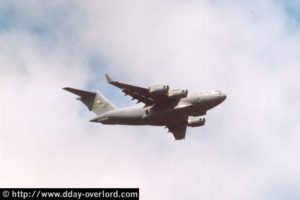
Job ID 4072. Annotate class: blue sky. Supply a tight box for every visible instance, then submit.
[1,1,300,199]
[281,0,300,21]
[0,1,122,103]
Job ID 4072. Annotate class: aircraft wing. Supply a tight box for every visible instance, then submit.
[105,74,169,106]
[166,123,187,140]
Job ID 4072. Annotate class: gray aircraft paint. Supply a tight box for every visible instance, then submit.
[64,75,226,140]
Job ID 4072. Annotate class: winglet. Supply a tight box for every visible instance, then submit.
[105,74,113,83]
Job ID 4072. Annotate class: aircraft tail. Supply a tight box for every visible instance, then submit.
[63,87,116,115]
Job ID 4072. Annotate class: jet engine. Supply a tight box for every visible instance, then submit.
[149,85,169,95]
[168,89,188,99]
[187,117,205,127]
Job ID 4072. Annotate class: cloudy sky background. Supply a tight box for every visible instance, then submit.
[1,0,300,199]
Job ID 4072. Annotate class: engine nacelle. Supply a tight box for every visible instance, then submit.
[149,85,169,95]
[187,117,205,127]
[168,89,188,99]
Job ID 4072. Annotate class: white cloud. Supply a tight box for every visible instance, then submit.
[1,0,300,199]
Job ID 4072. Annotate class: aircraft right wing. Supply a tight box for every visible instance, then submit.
[105,74,170,106]
[166,123,187,140]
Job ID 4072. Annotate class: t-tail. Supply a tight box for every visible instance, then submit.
[63,87,116,115]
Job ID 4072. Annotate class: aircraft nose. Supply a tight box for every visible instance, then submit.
[217,92,226,102]
[222,93,226,100]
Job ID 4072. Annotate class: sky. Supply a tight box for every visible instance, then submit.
[0,0,300,199]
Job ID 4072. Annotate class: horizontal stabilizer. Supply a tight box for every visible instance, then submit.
[63,87,95,97]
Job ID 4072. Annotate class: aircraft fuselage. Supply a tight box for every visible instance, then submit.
[90,90,226,126]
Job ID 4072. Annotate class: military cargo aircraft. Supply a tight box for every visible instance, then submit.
[64,74,226,140]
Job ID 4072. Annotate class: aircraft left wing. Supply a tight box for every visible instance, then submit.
[105,74,169,106]
[166,124,187,140]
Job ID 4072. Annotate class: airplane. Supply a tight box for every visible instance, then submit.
[63,74,226,140]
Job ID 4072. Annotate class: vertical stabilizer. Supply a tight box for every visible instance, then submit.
[63,87,116,115]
